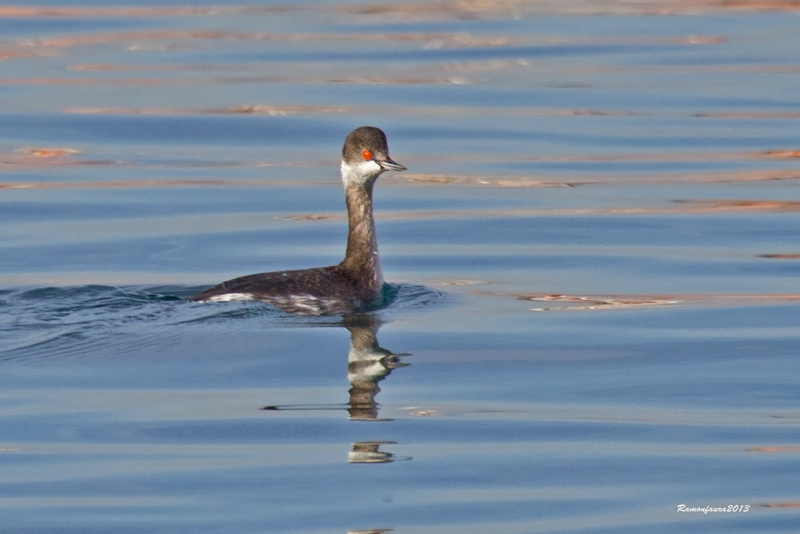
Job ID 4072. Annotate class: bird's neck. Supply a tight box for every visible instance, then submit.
[340,181,383,291]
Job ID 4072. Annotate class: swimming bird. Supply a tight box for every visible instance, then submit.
[191,126,406,315]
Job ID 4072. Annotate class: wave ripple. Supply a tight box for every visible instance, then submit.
[0,283,446,360]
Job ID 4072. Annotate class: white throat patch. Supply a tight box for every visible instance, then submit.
[341,159,382,186]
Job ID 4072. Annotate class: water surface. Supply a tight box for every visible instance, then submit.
[1,1,800,533]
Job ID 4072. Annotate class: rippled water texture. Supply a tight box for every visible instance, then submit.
[1,1,800,533]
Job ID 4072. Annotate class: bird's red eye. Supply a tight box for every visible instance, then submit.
[362,150,372,160]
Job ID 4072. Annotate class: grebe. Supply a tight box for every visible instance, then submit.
[191,126,406,315]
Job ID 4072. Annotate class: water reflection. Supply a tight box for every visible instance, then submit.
[263,315,408,421]
[345,315,409,421]
[262,315,411,463]
[348,441,406,464]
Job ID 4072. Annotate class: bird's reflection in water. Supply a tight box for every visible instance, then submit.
[348,441,403,464]
[261,315,411,463]
[345,315,408,421]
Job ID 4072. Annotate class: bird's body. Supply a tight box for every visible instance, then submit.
[192,264,388,315]
[191,126,406,315]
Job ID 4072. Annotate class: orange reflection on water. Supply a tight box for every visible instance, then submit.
[514,292,800,311]
[674,199,800,213]
[747,446,800,453]
[341,0,800,18]
[1,1,799,22]
[14,147,80,158]
[0,6,275,18]
[0,148,86,174]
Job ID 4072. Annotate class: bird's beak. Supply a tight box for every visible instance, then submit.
[378,157,407,172]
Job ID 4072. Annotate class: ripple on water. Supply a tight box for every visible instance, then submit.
[0,282,447,360]
[387,282,451,311]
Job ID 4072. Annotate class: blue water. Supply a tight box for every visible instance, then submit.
[2,1,800,533]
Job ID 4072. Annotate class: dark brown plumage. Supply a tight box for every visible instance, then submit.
[190,126,406,315]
